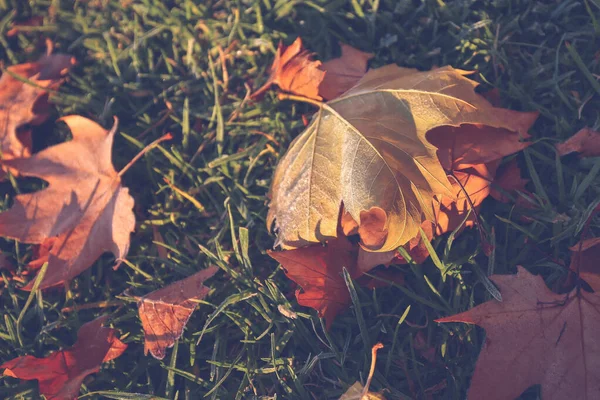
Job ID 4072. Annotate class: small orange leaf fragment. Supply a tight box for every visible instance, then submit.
[252,38,325,100]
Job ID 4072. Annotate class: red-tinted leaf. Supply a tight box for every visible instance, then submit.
[268,236,359,329]
[1,316,127,400]
[138,266,218,359]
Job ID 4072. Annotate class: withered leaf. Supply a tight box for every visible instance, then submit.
[138,266,218,360]
[319,43,373,100]
[0,116,135,290]
[437,267,600,400]
[252,38,325,100]
[0,316,127,400]
[268,235,359,329]
[0,54,74,161]
[268,65,536,252]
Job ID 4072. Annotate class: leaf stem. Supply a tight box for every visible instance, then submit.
[362,342,384,398]
[118,133,173,177]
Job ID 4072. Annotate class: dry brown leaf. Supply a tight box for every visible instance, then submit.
[0,116,135,290]
[0,54,74,161]
[0,315,127,400]
[138,266,218,359]
[556,127,600,157]
[319,43,373,100]
[252,38,325,100]
[268,65,536,252]
[268,235,359,329]
[437,266,600,400]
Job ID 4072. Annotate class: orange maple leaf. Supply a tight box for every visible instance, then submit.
[252,38,325,100]
[437,266,600,400]
[1,316,127,400]
[138,266,218,359]
[0,116,136,290]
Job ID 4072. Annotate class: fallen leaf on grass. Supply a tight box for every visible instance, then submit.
[319,43,373,100]
[556,127,600,157]
[138,266,218,359]
[0,54,74,161]
[269,226,407,327]
[0,315,127,400]
[569,237,600,291]
[437,266,600,400]
[252,38,324,100]
[268,235,359,329]
[0,116,136,290]
[268,65,537,252]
